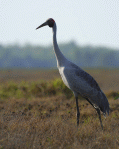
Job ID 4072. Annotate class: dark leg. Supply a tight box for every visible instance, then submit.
[86,98,103,130]
[96,108,103,130]
[75,96,80,126]
[85,98,94,107]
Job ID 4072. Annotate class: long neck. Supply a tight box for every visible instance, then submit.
[52,23,67,67]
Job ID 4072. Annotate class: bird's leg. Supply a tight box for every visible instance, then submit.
[86,98,103,130]
[96,108,103,130]
[75,96,80,126]
[85,98,94,107]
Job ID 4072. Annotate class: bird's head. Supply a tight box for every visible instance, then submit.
[36,18,55,30]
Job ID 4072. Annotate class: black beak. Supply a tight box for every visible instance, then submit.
[36,21,48,30]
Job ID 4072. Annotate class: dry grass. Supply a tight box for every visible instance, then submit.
[0,68,119,149]
[0,96,119,149]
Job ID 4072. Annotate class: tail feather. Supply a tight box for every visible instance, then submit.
[99,92,109,116]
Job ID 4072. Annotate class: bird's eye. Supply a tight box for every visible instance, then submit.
[51,19,55,23]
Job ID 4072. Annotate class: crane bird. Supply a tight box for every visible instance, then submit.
[36,18,109,130]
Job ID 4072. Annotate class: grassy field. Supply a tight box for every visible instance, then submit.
[0,68,119,149]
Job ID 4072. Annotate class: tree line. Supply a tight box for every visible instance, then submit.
[0,41,119,68]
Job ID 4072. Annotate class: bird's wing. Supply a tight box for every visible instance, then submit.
[72,63,101,91]
[69,62,101,92]
[63,66,99,99]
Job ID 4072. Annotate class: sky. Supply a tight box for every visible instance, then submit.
[1,0,119,48]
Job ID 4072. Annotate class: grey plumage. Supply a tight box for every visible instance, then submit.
[63,62,109,114]
[36,18,109,130]
[59,61,109,115]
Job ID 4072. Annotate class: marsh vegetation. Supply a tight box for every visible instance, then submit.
[0,69,119,149]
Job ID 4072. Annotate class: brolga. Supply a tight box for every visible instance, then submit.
[36,18,109,130]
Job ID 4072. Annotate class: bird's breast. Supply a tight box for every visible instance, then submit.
[58,66,71,89]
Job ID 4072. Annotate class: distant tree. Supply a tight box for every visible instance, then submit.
[0,42,119,68]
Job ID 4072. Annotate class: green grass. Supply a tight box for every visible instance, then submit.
[0,79,73,100]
